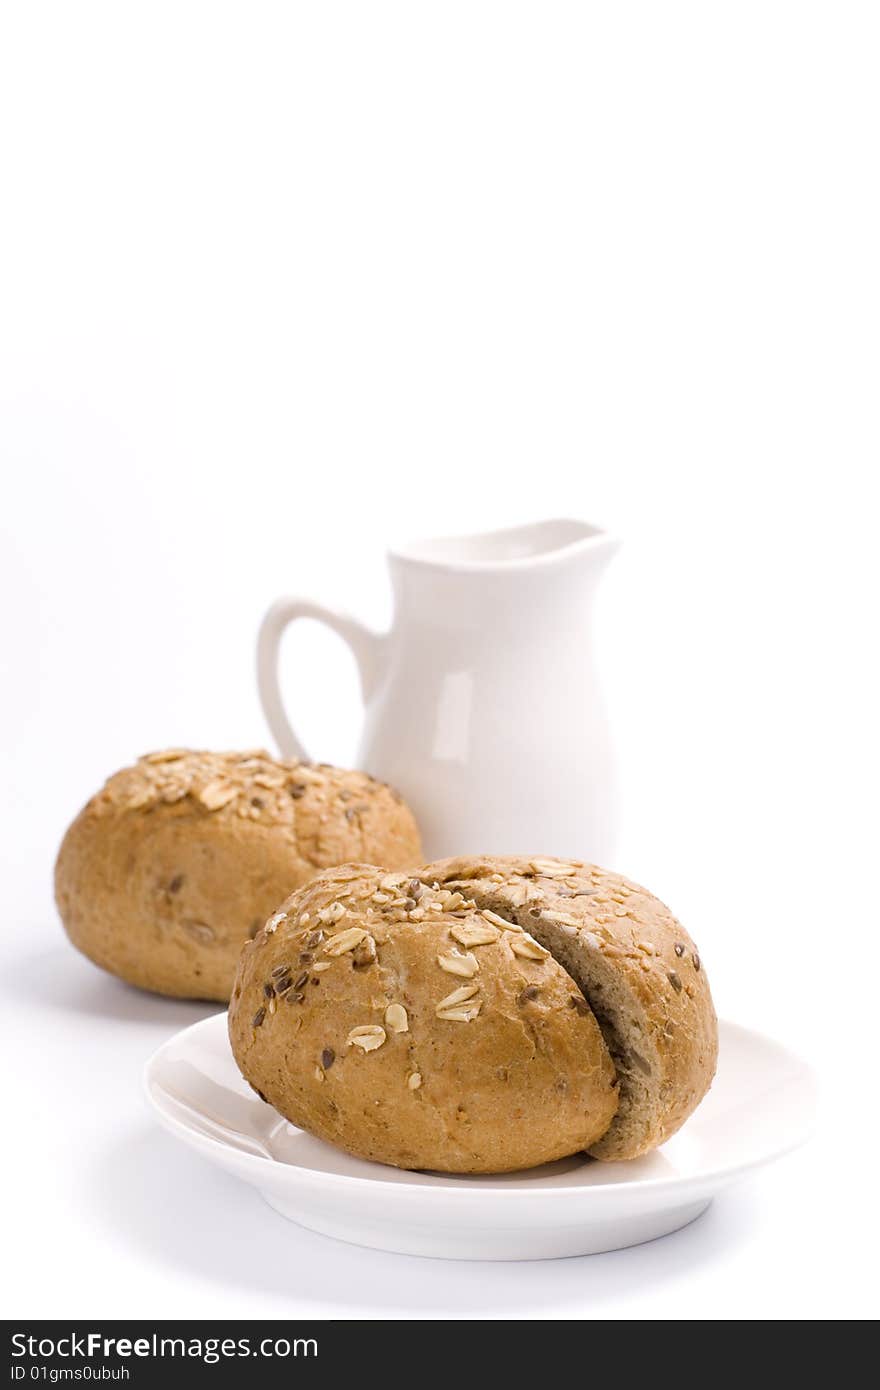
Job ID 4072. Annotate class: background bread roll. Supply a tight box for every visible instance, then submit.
[55,750,422,1001]
[229,863,619,1172]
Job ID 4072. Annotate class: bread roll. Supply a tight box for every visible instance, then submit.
[228,863,620,1172]
[230,855,717,1171]
[424,856,718,1159]
[55,750,422,1001]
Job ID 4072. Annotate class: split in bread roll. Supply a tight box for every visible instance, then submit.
[55,750,422,1002]
[229,856,717,1170]
[423,856,718,1160]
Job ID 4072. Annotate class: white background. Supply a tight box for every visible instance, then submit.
[1,1,878,1319]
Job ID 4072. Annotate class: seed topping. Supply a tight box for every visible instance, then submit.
[293,765,325,785]
[542,909,581,929]
[437,983,479,1010]
[439,890,467,911]
[436,950,479,978]
[198,780,237,811]
[142,748,188,764]
[317,901,347,925]
[449,922,500,948]
[323,927,369,956]
[384,1003,409,1033]
[347,1025,387,1052]
[528,858,578,877]
[436,984,482,1021]
[480,909,515,931]
[352,937,377,969]
[509,936,547,961]
[380,873,407,891]
[437,1002,482,1022]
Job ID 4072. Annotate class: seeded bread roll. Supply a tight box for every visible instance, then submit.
[423,856,718,1160]
[55,750,422,1001]
[228,864,620,1172]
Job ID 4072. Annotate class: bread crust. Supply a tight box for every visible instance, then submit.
[228,863,620,1172]
[54,750,422,1001]
[423,856,718,1159]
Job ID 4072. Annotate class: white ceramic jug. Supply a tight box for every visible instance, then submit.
[257,519,619,861]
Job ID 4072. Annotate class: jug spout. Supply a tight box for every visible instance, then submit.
[388,519,619,628]
[389,518,618,575]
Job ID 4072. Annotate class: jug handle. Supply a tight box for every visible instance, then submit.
[256,597,385,761]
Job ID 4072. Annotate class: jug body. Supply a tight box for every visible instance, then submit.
[357,524,617,860]
[256,519,618,863]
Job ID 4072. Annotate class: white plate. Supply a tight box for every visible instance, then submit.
[144,1015,816,1261]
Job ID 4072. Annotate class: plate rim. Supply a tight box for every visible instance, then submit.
[143,1012,817,1200]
